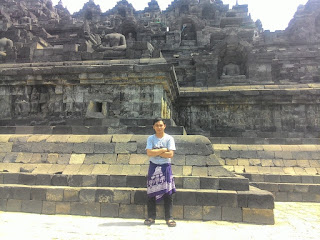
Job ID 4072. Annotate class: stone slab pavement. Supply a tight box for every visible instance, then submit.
[0,202,319,240]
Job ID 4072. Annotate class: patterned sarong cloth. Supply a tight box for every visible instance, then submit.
[147,162,176,202]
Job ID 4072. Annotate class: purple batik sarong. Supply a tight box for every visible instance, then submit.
[147,162,176,202]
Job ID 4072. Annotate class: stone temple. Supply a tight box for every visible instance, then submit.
[0,0,320,224]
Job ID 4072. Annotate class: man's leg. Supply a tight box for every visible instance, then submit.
[147,196,156,220]
[164,193,173,220]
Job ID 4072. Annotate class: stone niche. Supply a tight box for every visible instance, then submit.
[0,59,179,125]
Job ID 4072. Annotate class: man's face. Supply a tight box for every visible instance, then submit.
[153,120,166,134]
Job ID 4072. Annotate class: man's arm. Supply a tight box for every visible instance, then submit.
[159,150,174,159]
[146,148,168,157]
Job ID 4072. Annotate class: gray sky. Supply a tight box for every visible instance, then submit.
[52,0,309,31]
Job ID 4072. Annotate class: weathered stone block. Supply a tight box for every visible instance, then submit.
[110,175,127,187]
[217,191,237,207]
[13,186,31,200]
[69,154,86,164]
[203,206,222,222]
[309,185,320,194]
[42,201,56,215]
[288,192,303,201]
[113,190,131,204]
[219,178,249,191]
[94,143,115,153]
[133,190,147,205]
[129,154,149,165]
[127,176,146,188]
[64,189,79,202]
[279,183,295,192]
[66,175,81,187]
[117,154,130,164]
[46,188,64,202]
[265,175,281,183]
[192,166,208,177]
[73,143,94,154]
[220,150,240,159]
[184,206,203,220]
[175,143,213,155]
[101,203,119,217]
[36,174,52,185]
[56,202,71,214]
[31,188,47,201]
[6,199,22,212]
[22,200,42,213]
[95,189,114,203]
[195,192,219,206]
[183,177,200,189]
[102,154,117,164]
[16,152,33,163]
[119,204,145,218]
[115,143,137,154]
[77,165,94,175]
[247,192,274,209]
[3,153,18,163]
[79,189,96,202]
[185,155,207,166]
[3,173,19,184]
[257,151,275,159]
[70,202,86,215]
[302,193,320,202]
[82,175,97,187]
[243,208,274,225]
[96,175,110,187]
[280,175,301,183]
[240,151,258,159]
[0,199,7,211]
[294,184,309,193]
[222,207,242,222]
[275,192,288,202]
[175,191,197,205]
[51,175,68,186]
[200,177,219,189]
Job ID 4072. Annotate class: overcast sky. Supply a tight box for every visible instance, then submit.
[51,0,309,31]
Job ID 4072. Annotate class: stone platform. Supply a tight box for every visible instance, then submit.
[0,134,274,224]
[214,143,320,202]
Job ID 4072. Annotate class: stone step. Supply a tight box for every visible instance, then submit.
[0,134,275,224]
[250,182,320,203]
[0,162,233,178]
[214,144,320,175]
[242,173,320,184]
[239,173,320,202]
[0,172,249,191]
[210,137,320,145]
[0,125,186,135]
[0,184,275,224]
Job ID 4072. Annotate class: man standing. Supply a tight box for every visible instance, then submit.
[144,117,177,227]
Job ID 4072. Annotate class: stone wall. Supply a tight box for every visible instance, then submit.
[176,85,320,138]
[0,59,179,125]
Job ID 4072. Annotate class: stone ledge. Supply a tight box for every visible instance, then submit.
[242,173,320,184]
[0,172,249,190]
[0,185,274,210]
[0,184,275,224]
[0,162,235,177]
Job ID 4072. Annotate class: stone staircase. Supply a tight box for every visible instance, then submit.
[213,143,320,202]
[0,134,274,224]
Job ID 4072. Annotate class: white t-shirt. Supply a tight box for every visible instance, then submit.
[146,134,176,165]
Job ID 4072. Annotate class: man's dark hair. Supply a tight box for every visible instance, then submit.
[153,117,166,125]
